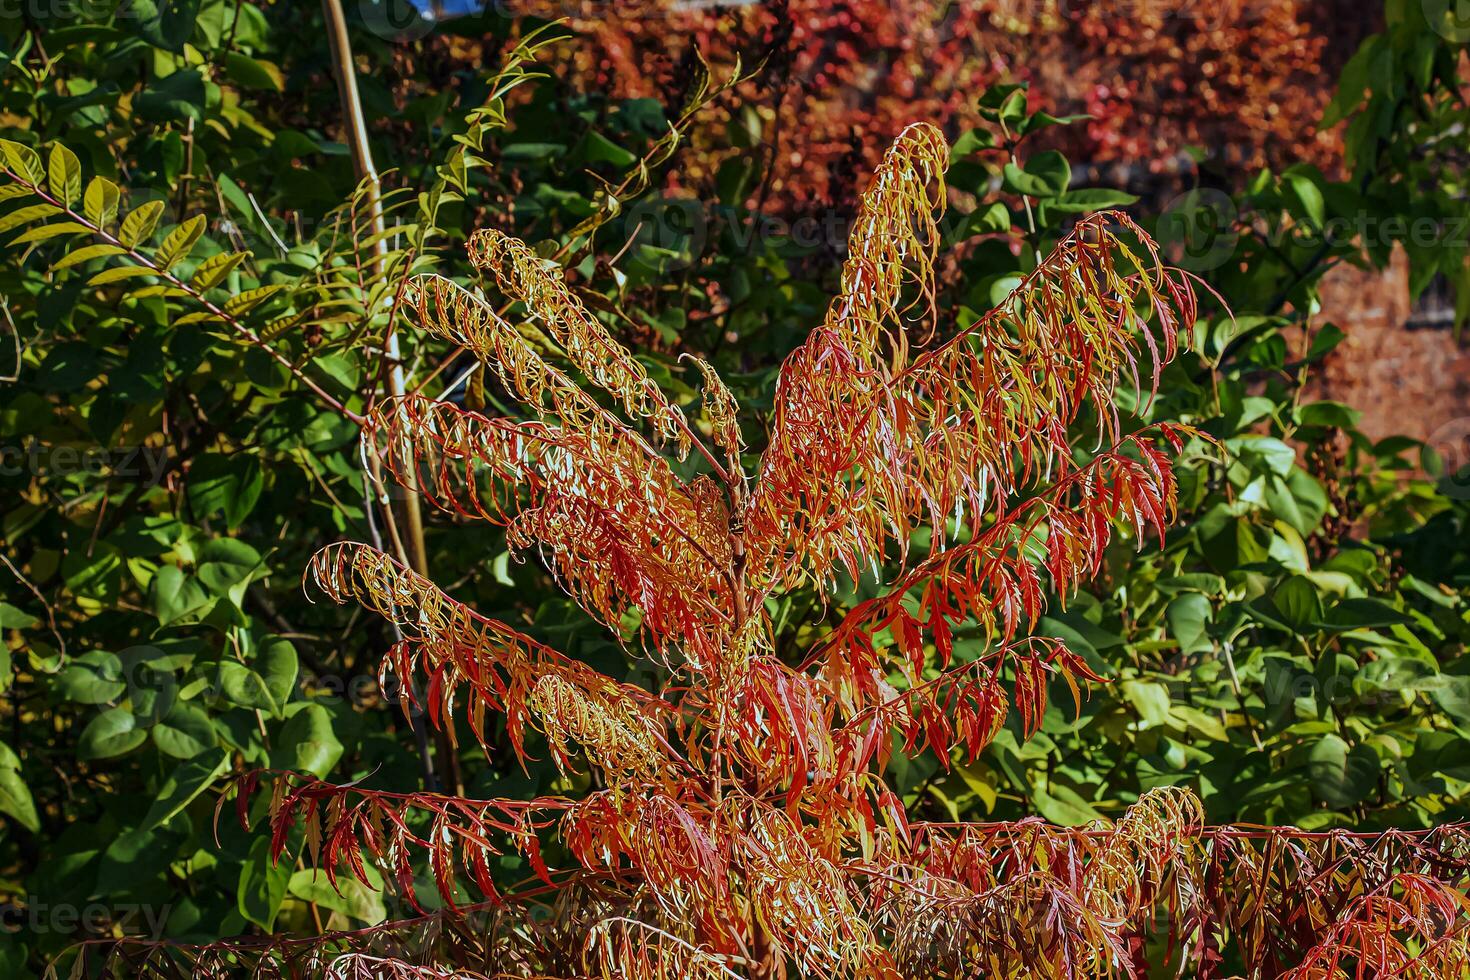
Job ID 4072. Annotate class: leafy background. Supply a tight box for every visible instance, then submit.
[1,0,1468,974]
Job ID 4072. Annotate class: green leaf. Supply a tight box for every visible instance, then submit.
[501,142,567,161]
[948,202,1011,243]
[56,651,126,704]
[1325,598,1411,630]
[1167,704,1228,741]
[1225,436,1296,477]
[996,88,1029,125]
[1019,110,1089,135]
[198,537,263,567]
[129,0,202,51]
[260,638,299,711]
[135,70,207,122]
[78,708,148,760]
[1273,576,1324,632]
[1307,735,1377,808]
[218,661,278,714]
[1031,784,1103,825]
[1002,151,1071,198]
[0,741,39,832]
[152,703,218,759]
[188,453,264,528]
[1320,37,1374,128]
[119,200,167,248]
[0,768,38,833]
[139,274,191,295]
[0,603,39,629]
[1297,401,1360,429]
[156,214,206,270]
[278,704,343,779]
[288,867,386,924]
[1166,593,1214,655]
[98,828,170,895]
[151,565,213,627]
[1120,680,1172,728]
[949,129,995,160]
[238,836,291,930]
[37,343,99,393]
[1051,188,1139,214]
[47,144,82,206]
[224,52,285,92]
[197,538,266,608]
[1307,323,1345,361]
[1430,676,1470,729]
[313,352,362,394]
[583,131,637,168]
[143,750,230,830]
[952,760,998,813]
[1284,172,1326,231]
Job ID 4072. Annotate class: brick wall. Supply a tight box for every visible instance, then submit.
[1316,250,1470,456]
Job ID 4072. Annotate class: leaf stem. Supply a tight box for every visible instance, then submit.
[11,173,363,424]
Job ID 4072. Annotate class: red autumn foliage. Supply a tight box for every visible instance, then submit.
[100,123,1455,979]
[63,92,1467,975]
[503,0,1379,211]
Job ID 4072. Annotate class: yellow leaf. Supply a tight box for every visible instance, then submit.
[47,144,81,207]
[50,244,125,271]
[189,250,245,291]
[954,760,998,814]
[0,203,61,235]
[0,140,43,184]
[175,311,224,326]
[88,266,157,286]
[10,221,92,245]
[223,284,285,317]
[118,200,166,248]
[156,214,206,271]
[128,285,191,299]
[83,177,120,230]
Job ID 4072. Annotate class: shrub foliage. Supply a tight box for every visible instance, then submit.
[82,126,1466,977]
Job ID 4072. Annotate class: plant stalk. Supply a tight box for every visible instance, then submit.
[320,0,460,795]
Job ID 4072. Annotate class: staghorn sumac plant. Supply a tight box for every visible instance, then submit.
[123,125,1468,978]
